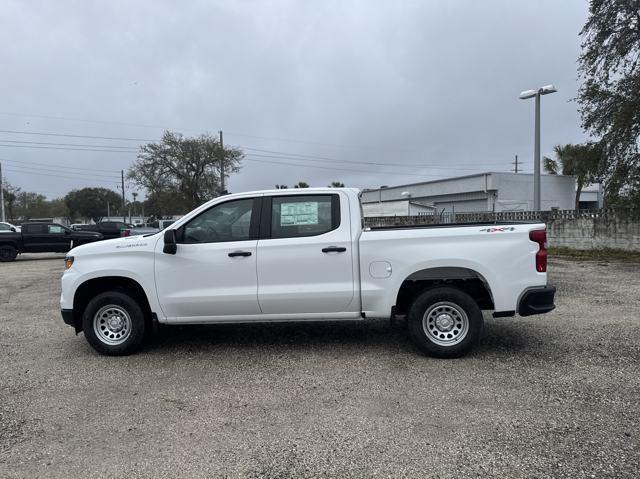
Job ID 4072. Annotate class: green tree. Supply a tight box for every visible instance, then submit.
[65,187,122,222]
[2,181,20,220]
[294,181,309,188]
[544,143,604,211]
[578,1,640,206]
[328,181,345,187]
[275,184,288,189]
[142,190,188,218]
[128,131,243,212]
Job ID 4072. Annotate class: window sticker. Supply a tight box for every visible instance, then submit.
[280,202,319,226]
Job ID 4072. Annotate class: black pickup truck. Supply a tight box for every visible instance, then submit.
[0,222,103,262]
[74,221,130,240]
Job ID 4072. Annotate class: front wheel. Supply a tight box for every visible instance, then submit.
[408,287,483,358]
[82,291,147,355]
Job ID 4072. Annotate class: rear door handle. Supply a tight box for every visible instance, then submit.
[228,251,252,257]
[322,246,347,253]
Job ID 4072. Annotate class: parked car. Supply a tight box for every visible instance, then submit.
[70,223,89,231]
[0,221,21,233]
[74,221,130,240]
[0,222,103,262]
[60,188,555,357]
[123,220,177,237]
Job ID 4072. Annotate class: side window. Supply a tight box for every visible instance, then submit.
[271,195,338,239]
[48,225,64,234]
[180,198,254,244]
[25,224,46,234]
[0,223,10,231]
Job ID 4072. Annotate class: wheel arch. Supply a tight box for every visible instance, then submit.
[71,276,153,333]
[394,266,494,316]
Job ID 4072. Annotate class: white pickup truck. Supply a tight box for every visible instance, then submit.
[60,188,555,358]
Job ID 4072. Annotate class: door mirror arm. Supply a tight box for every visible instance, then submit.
[163,229,177,254]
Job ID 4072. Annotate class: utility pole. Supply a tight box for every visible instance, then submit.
[121,170,126,223]
[0,161,5,222]
[512,155,520,173]
[219,130,225,194]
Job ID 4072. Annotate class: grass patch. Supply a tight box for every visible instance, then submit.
[550,246,640,262]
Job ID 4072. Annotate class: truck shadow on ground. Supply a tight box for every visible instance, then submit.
[142,318,548,359]
[15,254,66,262]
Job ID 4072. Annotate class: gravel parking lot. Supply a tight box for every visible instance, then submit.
[1,254,639,478]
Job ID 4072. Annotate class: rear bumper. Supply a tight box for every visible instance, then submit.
[518,285,556,316]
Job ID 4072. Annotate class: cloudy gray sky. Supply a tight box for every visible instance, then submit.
[1,0,589,199]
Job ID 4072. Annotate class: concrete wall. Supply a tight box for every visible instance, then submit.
[547,217,640,251]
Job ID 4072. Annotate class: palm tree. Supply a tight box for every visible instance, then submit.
[544,143,603,210]
[131,192,139,216]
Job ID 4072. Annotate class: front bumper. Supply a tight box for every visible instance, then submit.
[61,309,75,327]
[518,285,556,316]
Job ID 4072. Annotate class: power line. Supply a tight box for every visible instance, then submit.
[0,129,155,142]
[0,111,205,133]
[245,152,503,171]
[0,157,121,174]
[0,143,139,154]
[3,163,121,180]
[243,156,490,179]
[3,167,123,185]
[0,139,139,150]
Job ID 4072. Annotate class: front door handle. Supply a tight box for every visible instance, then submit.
[322,246,347,253]
[228,251,252,257]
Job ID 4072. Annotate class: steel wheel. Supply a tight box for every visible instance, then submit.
[93,305,132,345]
[422,301,469,347]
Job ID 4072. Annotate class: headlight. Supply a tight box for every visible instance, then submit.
[65,256,74,270]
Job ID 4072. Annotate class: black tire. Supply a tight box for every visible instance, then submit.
[0,245,18,262]
[408,287,483,358]
[82,291,147,356]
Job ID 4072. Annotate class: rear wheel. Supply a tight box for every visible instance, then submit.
[0,245,17,262]
[82,291,147,355]
[408,287,483,358]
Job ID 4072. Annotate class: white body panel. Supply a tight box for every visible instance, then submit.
[61,188,548,324]
[154,239,260,320]
[256,190,358,315]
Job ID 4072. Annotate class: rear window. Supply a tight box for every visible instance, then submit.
[270,195,339,239]
[24,224,46,234]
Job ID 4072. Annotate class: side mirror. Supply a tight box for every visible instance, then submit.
[163,229,177,255]
[10,227,16,232]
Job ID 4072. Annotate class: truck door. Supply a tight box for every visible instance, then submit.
[21,224,48,252]
[46,224,73,252]
[256,193,357,314]
[154,197,262,320]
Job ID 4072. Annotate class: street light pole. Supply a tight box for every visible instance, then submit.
[534,91,541,211]
[520,84,557,211]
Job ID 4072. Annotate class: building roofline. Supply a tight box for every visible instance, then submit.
[361,171,574,192]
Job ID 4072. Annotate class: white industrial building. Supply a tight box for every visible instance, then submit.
[361,172,576,215]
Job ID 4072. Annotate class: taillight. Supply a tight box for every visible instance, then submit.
[123,229,131,237]
[529,229,548,272]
